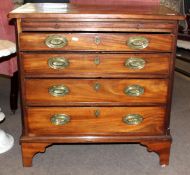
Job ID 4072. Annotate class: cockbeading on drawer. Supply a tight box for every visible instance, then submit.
[25,79,168,106]
[19,33,174,52]
[21,53,171,78]
[26,106,166,136]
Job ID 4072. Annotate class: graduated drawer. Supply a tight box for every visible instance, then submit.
[22,53,170,78]
[25,79,168,106]
[19,33,173,52]
[26,107,166,136]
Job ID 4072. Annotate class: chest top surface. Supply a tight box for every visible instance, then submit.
[8,3,184,20]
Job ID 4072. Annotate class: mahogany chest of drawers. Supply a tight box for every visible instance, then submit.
[9,3,183,167]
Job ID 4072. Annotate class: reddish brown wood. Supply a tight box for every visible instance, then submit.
[26,106,166,136]
[19,33,174,52]
[8,3,184,20]
[25,79,168,105]
[22,53,171,78]
[15,19,29,136]
[21,142,51,167]
[141,140,172,166]
[21,135,172,144]
[165,23,179,136]
[20,137,171,167]
[9,3,184,167]
[21,20,176,32]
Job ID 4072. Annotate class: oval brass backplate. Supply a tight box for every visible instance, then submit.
[49,84,70,97]
[124,85,144,97]
[45,35,68,48]
[125,57,146,70]
[127,36,149,49]
[48,57,69,69]
[123,114,143,125]
[50,114,70,126]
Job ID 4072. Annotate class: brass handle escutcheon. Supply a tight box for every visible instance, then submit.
[124,85,144,97]
[49,85,70,97]
[94,36,101,45]
[123,114,143,125]
[48,57,69,69]
[51,114,70,126]
[45,35,68,48]
[127,36,149,49]
[94,109,100,117]
[125,57,146,69]
[94,57,100,65]
[94,83,101,91]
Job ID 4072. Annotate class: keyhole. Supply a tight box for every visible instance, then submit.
[94,109,100,118]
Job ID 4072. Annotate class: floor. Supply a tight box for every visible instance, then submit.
[0,72,190,175]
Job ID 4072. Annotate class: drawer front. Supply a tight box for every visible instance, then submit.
[20,33,173,52]
[25,79,168,105]
[22,53,170,78]
[27,107,166,136]
[21,20,176,33]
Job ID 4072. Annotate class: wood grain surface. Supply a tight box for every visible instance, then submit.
[25,79,168,105]
[19,33,174,52]
[26,106,166,136]
[141,140,171,166]
[21,20,176,32]
[21,143,51,167]
[8,3,184,20]
[9,2,183,167]
[22,53,171,78]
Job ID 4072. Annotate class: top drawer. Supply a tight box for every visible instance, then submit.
[21,20,177,33]
[19,33,174,52]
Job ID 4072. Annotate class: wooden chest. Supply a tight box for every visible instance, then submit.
[9,3,184,167]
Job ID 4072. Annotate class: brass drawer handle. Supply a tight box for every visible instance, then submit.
[123,114,143,125]
[51,114,70,126]
[124,85,144,97]
[125,57,146,69]
[127,36,149,49]
[49,85,70,97]
[45,35,68,48]
[48,57,69,69]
